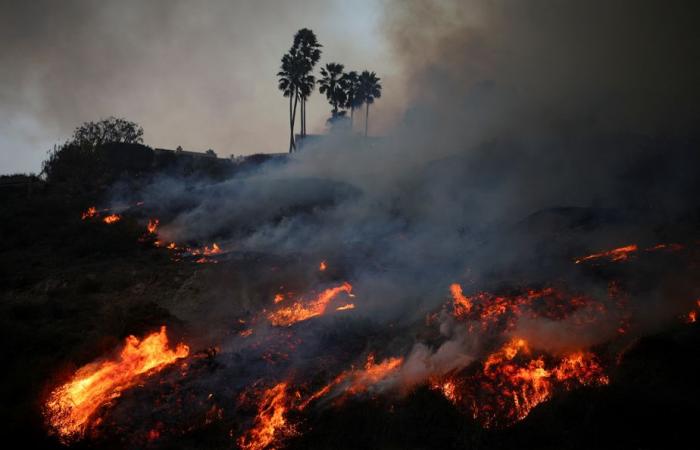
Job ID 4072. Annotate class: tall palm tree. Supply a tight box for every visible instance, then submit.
[319,63,347,119]
[292,29,322,138]
[342,71,361,131]
[278,50,305,152]
[358,70,382,137]
[298,73,315,138]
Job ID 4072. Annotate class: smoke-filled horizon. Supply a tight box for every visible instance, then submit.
[0,0,403,174]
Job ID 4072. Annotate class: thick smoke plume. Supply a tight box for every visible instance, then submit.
[105,0,700,396]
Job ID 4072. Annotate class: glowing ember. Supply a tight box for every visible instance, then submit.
[274,293,285,304]
[267,282,353,326]
[204,243,221,255]
[681,299,699,324]
[645,243,684,252]
[238,382,297,450]
[336,303,355,311]
[44,326,189,442]
[450,283,472,319]
[575,244,638,264]
[319,261,327,271]
[81,207,98,220]
[147,218,159,234]
[102,214,121,224]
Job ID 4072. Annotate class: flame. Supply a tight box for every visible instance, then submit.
[274,293,285,304]
[450,283,472,319]
[319,261,327,271]
[102,214,121,224]
[147,218,159,234]
[237,382,297,450]
[336,303,355,311]
[435,338,608,427]
[204,243,221,255]
[267,282,353,326]
[44,326,189,442]
[575,244,638,264]
[685,300,700,323]
[81,207,98,220]
[345,354,403,395]
[300,354,404,409]
[447,284,608,333]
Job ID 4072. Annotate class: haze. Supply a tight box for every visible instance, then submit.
[0,0,400,174]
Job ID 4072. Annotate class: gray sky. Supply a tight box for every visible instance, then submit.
[0,0,403,174]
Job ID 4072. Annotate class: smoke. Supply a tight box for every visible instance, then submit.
[0,0,398,173]
[96,0,700,411]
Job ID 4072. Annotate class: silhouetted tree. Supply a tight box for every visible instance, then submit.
[278,49,305,152]
[292,28,322,138]
[358,71,382,137]
[69,117,143,148]
[319,63,347,120]
[342,71,361,131]
[41,118,149,187]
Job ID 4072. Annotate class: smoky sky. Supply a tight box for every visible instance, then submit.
[2,0,699,175]
[0,0,400,174]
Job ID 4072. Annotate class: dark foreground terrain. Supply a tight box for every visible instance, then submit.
[2,152,700,449]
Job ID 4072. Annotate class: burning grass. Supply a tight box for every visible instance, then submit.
[44,326,189,442]
[267,282,354,326]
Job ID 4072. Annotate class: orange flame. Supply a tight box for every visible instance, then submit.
[336,303,355,311]
[204,243,221,255]
[81,207,98,220]
[575,244,638,264]
[345,354,403,395]
[319,261,327,271]
[435,338,608,427]
[273,293,285,304]
[267,282,353,326]
[450,283,472,319]
[147,218,159,234]
[237,382,297,450]
[44,326,189,442]
[102,214,121,224]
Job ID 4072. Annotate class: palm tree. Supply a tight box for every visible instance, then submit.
[358,70,382,137]
[319,63,347,119]
[292,29,322,138]
[342,71,361,131]
[297,73,315,138]
[278,50,305,152]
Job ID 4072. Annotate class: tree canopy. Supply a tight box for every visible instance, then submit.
[69,117,144,148]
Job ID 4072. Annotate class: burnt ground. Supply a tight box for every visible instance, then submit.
[2,181,700,450]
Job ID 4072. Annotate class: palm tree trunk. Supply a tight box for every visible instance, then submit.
[365,103,369,137]
[291,91,299,152]
[350,107,354,131]
[299,99,304,139]
[289,94,294,153]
